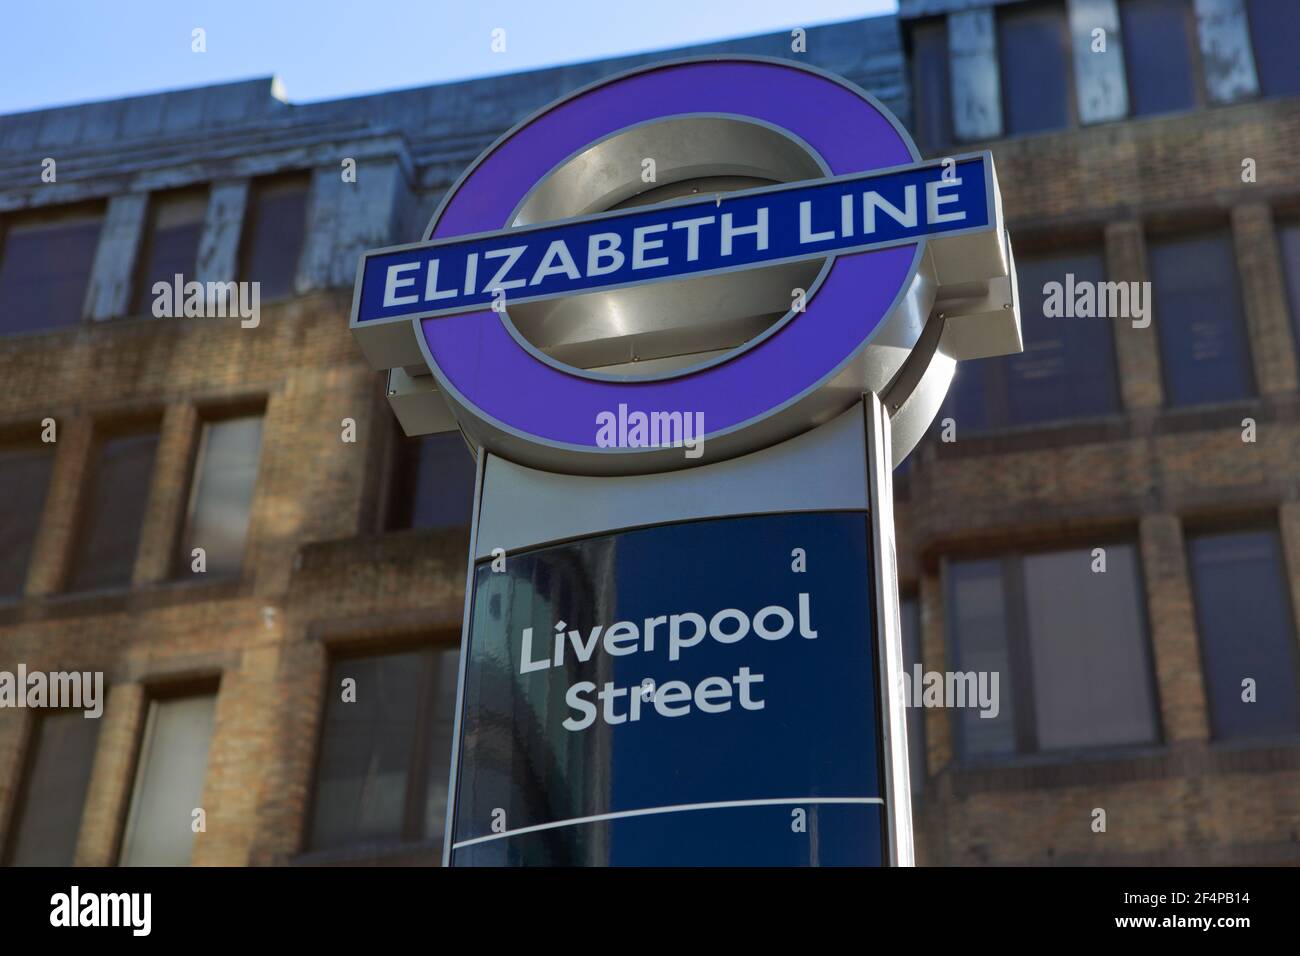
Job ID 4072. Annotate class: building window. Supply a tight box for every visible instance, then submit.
[1149,231,1254,407]
[1120,0,1199,116]
[3,711,102,866]
[900,596,926,794]
[1278,220,1300,355]
[946,544,1159,759]
[1246,0,1300,98]
[0,439,55,598]
[129,188,208,317]
[238,174,309,301]
[386,431,476,532]
[65,426,159,593]
[1189,528,1300,741]
[0,205,102,336]
[911,17,953,152]
[118,691,217,866]
[176,413,263,578]
[943,247,1119,431]
[308,646,460,855]
[998,1,1072,135]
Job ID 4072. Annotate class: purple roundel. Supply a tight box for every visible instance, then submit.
[419,58,919,451]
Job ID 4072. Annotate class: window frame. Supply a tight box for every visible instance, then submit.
[1118,0,1207,118]
[996,0,1079,137]
[1275,216,1300,365]
[1185,518,1300,744]
[129,186,210,318]
[381,424,477,534]
[1147,226,1256,409]
[0,202,105,337]
[172,403,266,581]
[2,707,104,866]
[941,241,1122,434]
[0,427,56,600]
[301,641,461,860]
[909,15,954,152]
[1245,0,1300,99]
[64,417,162,595]
[237,172,311,302]
[943,539,1164,764]
[116,678,220,867]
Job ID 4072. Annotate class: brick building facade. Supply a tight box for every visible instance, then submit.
[1,0,1298,866]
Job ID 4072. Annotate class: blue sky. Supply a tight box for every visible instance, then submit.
[1,0,897,115]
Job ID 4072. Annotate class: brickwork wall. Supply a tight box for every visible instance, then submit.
[0,292,469,865]
[904,93,1300,865]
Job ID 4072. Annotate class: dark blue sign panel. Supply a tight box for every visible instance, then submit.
[357,154,991,324]
[449,512,885,866]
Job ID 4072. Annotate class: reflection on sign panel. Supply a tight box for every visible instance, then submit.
[450,512,885,866]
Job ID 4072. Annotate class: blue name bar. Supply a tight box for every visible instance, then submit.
[355,153,992,324]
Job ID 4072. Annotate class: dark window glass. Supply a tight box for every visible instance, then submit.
[1190,529,1300,740]
[1150,232,1254,406]
[948,558,1017,757]
[1247,0,1300,98]
[0,441,55,598]
[387,431,476,532]
[1279,221,1300,355]
[1006,251,1119,422]
[948,545,1158,759]
[1121,0,1198,116]
[998,2,1072,135]
[66,428,159,593]
[177,414,262,578]
[911,18,953,151]
[941,249,1118,431]
[119,693,216,866]
[239,175,309,300]
[0,206,102,336]
[130,188,208,316]
[900,597,926,794]
[5,711,102,866]
[309,647,460,853]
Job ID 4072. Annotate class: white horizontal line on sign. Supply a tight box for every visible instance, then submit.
[451,795,884,849]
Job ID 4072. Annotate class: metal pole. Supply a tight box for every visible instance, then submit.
[865,392,915,866]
